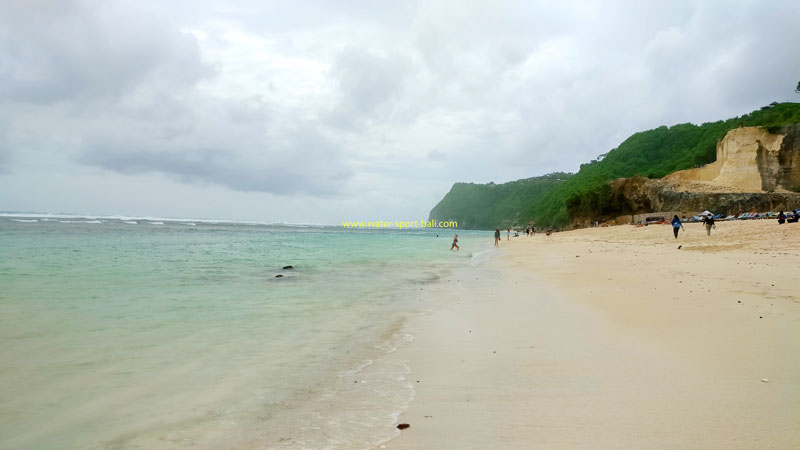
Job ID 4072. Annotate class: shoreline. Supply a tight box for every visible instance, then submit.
[380,221,800,449]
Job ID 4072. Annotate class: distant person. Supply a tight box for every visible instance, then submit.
[671,215,684,238]
[778,211,786,224]
[506,228,510,241]
[702,214,715,236]
[494,229,500,246]
[789,210,800,223]
[531,226,535,235]
[451,234,459,251]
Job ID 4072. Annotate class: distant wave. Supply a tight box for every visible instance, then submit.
[11,219,38,223]
[58,220,102,224]
[148,221,164,225]
[183,223,196,226]
[123,221,138,225]
[1,212,337,228]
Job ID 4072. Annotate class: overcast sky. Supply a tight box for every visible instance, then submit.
[1,0,799,223]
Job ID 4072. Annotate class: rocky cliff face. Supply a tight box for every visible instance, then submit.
[663,125,800,193]
[778,124,800,191]
[605,176,799,219]
[571,125,800,227]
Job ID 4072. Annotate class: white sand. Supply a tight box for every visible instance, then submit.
[381,220,800,449]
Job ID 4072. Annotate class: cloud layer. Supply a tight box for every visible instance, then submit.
[1,0,799,222]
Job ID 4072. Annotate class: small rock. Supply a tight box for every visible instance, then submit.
[282,265,294,270]
[397,423,410,430]
[761,378,769,383]
[677,245,682,249]
[275,274,284,278]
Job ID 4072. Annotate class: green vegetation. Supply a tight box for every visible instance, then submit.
[428,173,571,230]
[429,102,800,229]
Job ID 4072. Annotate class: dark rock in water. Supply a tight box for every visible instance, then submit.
[275,274,284,278]
[397,423,410,430]
[282,265,294,270]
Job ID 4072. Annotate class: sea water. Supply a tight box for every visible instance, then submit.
[0,216,492,449]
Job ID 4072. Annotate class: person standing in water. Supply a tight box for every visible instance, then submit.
[671,215,684,238]
[494,229,500,246]
[450,234,459,251]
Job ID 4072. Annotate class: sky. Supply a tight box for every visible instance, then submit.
[1,0,799,224]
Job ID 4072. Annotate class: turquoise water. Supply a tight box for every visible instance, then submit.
[0,216,490,449]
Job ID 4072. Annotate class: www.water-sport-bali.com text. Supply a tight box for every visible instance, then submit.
[342,220,458,229]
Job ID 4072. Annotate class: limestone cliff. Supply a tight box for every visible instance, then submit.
[572,125,800,227]
[663,124,800,193]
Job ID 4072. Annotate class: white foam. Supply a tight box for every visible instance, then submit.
[148,221,164,225]
[11,219,38,223]
[122,221,138,225]
[0,212,341,228]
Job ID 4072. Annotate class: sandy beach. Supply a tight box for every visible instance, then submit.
[382,220,800,449]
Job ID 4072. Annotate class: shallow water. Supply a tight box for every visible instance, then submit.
[0,216,491,449]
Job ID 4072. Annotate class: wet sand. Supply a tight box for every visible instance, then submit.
[381,220,800,449]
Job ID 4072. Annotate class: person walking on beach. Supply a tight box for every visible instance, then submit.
[671,215,684,238]
[702,214,715,236]
[506,228,510,241]
[451,234,459,251]
[494,229,500,246]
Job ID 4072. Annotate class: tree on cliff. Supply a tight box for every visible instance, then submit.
[796,80,800,93]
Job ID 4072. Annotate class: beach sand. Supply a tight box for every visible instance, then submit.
[381,220,800,449]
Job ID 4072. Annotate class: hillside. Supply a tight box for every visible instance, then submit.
[428,173,571,230]
[429,102,800,229]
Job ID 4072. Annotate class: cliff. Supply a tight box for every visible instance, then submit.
[428,173,571,230]
[663,124,800,193]
[428,102,800,229]
[575,124,800,227]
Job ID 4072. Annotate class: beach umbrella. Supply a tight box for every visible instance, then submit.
[700,210,713,217]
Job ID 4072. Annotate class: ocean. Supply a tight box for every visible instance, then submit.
[0,215,492,449]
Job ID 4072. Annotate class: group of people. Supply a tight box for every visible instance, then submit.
[777,210,800,224]
[671,213,716,238]
[671,208,798,239]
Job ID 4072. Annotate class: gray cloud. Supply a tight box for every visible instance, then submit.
[0,0,212,103]
[2,0,800,222]
[77,115,353,196]
[326,46,416,129]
